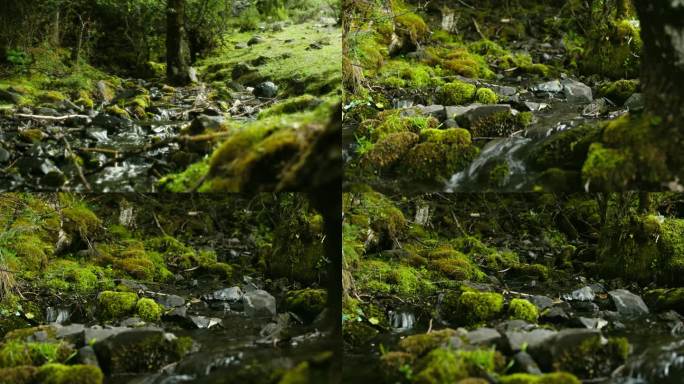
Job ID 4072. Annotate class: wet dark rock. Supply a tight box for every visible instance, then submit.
[572,301,600,316]
[155,294,186,309]
[561,78,593,103]
[529,295,554,310]
[466,327,502,346]
[497,319,536,332]
[116,279,149,292]
[609,289,649,318]
[56,323,86,345]
[0,147,11,163]
[232,63,258,80]
[243,289,276,317]
[253,81,278,98]
[188,114,226,135]
[444,119,458,128]
[77,346,100,367]
[489,84,517,97]
[563,286,595,301]
[204,286,243,303]
[92,113,132,132]
[512,351,542,375]
[66,115,92,127]
[84,326,129,345]
[541,305,570,324]
[120,317,146,327]
[624,93,644,111]
[504,329,557,353]
[533,328,601,370]
[42,169,67,187]
[521,101,549,112]
[93,328,188,374]
[455,104,513,126]
[248,35,265,45]
[46,307,71,324]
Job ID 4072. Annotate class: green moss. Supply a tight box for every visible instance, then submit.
[285,289,327,323]
[412,348,498,384]
[398,128,478,182]
[428,248,484,281]
[98,291,138,319]
[278,361,309,384]
[509,263,550,281]
[362,132,420,170]
[645,288,684,312]
[0,340,73,367]
[378,60,441,89]
[204,262,233,280]
[61,202,100,237]
[43,260,101,294]
[455,291,504,325]
[361,111,438,143]
[467,111,532,138]
[476,88,498,104]
[158,160,209,193]
[18,129,43,143]
[598,79,638,105]
[0,366,38,384]
[398,329,458,357]
[35,364,103,384]
[106,105,130,119]
[136,298,163,322]
[528,124,602,172]
[259,95,321,118]
[439,81,476,105]
[581,143,635,191]
[581,19,642,79]
[39,91,66,103]
[555,336,629,377]
[356,259,432,297]
[499,372,581,384]
[508,298,539,323]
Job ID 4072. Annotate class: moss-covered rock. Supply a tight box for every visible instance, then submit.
[398,329,458,357]
[412,348,499,384]
[398,128,478,182]
[136,298,163,322]
[475,88,498,104]
[499,372,581,384]
[508,298,539,323]
[598,79,638,105]
[106,105,130,119]
[362,131,420,170]
[285,289,327,323]
[581,19,642,79]
[554,335,629,378]
[0,340,73,367]
[0,366,38,384]
[439,81,476,105]
[451,291,504,325]
[97,291,138,319]
[35,364,104,384]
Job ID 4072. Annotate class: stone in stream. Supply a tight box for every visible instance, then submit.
[453,104,513,126]
[577,316,608,329]
[189,316,223,329]
[609,289,649,318]
[243,289,276,317]
[56,324,86,345]
[504,328,557,352]
[204,286,243,303]
[624,93,644,111]
[93,328,192,374]
[521,101,549,112]
[561,78,593,103]
[84,326,129,345]
[529,295,554,311]
[253,81,278,98]
[531,80,563,94]
[541,305,570,324]
[531,328,601,370]
[0,147,11,163]
[466,327,502,346]
[154,293,186,309]
[571,300,600,316]
[512,351,542,375]
[563,286,595,302]
[413,105,446,121]
[582,98,609,117]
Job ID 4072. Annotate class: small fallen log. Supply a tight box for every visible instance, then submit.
[15,113,91,121]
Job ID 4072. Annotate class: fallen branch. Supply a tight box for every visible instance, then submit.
[15,113,91,121]
[60,133,92,191]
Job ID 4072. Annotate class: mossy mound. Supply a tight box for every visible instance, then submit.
[508,298,539,323]
[0,339,73,368]
[554,335,629,378]
[97,291,138,319]
[35,364,104,384]
[411,347,500,384]
[439,81,477,105]
[499,372,581,384]
[136,298,163,323]
[398,329,458,357]
[285,289,327,323]
[580,19,642,80]
[445,291,504,325]
[598,79,638,105]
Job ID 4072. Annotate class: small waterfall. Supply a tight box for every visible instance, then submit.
[46,307,70,324]
[446,136,532,192]
[615,337,684,384]
[389,311,415,332]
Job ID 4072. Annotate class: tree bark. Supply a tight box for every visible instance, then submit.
[166,0,191,85]
[634,0,684,129]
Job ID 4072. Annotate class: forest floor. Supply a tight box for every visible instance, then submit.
[343,192,684,384]
[344,1,644,193]
[0,194,334,384]
[0,18,340,192]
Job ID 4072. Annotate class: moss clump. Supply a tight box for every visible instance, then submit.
[356,259,432,297]
[581,19,642,79]
[39,91,66,103]
[455,291,504,325]
[0,366,38,384]
[106,105,130,119]
[598,79,638,105]
[259,94,321,118]
[398,128,478,182]
[359,111,438,143]
[136,298,163,323]
[509,263,550,281]
[645,288,684,313]
[285,289,327,323]
[581,143,635,191]
[278,361,309,384]
[0,340,73,367]
[468,111,532,138]
[476,88,498,104]
[508,298,539,323]
[428,248,484,281]
[35,364,103,384]
[61,202,100,237]
[98,291,138,319]
[158,160,210,192]
[412,348,498,384]
[528,124,602,172]
[43,260,102,294]
[362,131,420,170]
[398,329,458,357]
[18,129,44,143]
[378,60,441,89]
[499,372,581,384]
[439,81,476,105]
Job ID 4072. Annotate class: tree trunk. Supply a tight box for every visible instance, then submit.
[51,10,60,46]
[634,1,684,129]
[166,0,190,85]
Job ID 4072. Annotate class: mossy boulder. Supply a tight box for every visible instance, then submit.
[136,298,163,323]
[439,81,476,105]
[285,289,327,323]
[428,248,483,281]
[397,128,478,182]
[0,366,38,384]
[553,335,629,378]
[0,340,73,367]
[35,364,104,384]
[398,329,458,357]
[97,291,138,319]
[475,88,498,104]
[362,131,420,170]
[598,79,638,105]
[412,348,499,384]
[499,372,581,384]
[444,291,504,325]
[645,288,684,313]
[508,299,539,323]
[581,19,642,79]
